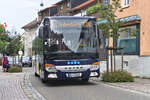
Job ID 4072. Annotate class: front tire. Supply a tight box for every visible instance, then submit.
[82,78,89,82]
[41,77,48,83]
[35,72,39,77]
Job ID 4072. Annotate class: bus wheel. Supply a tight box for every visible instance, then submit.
[41,78,48,83]
[82,78,89,82]
[35,72,39,77]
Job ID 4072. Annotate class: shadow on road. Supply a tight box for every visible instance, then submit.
[30,74,98,87]
[43,79,98,87]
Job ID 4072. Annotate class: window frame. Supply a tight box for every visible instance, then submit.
[122,0,130,8]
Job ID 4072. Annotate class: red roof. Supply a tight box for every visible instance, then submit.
[47,5,57,9]
[72,0,95,11]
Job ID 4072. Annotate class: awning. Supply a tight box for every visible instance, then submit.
[97,15,141,24]
[119,15,141,22]
[96,19,107,24]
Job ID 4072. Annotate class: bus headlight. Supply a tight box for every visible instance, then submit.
[90,65,99,71]
[45,66,57,72]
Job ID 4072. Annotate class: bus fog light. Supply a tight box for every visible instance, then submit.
[48,74,57,78]
[90,72,98,76]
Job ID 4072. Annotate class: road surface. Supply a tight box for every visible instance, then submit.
[30,73,150,100]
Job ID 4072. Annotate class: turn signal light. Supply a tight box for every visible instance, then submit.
[45,64,55,67]
[92,62,100,65]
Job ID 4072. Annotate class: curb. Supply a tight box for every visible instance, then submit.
[21,72,48,100]
[90,78,150,95]
[106,83,150,95]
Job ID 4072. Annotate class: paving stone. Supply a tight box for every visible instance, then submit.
[0,66,29,100]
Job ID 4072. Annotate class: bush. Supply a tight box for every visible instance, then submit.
[8,66,22,73]
[86,3,101,15]
[101,70,134,82]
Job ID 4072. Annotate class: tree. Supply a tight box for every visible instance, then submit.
[87,0,122,46]
[100,0,122,45]
[86,0,123,72]
[0,24,6,34]
[0,23,10,55]
[0,23,23,65]
[6,35,23,56]
[98,0,123,73]
[5,34,23,65]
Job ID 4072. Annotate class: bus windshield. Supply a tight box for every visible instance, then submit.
[44,18,98,59]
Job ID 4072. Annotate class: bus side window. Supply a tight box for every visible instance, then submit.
[43,18,50,39]
[39,27,43,39]
[43,26,49,39]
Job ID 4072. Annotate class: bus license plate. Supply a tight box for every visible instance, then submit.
[67,73,82,78]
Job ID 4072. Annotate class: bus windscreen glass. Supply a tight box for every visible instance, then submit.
[44,18,98,59]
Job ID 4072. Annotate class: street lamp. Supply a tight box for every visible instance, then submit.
[40,0,44,7]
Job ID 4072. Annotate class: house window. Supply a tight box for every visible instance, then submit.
[122,0,130,8]
[117,24,139,55]
[105,0,110,4]
[102,0,110,8]
[81,10,86,16]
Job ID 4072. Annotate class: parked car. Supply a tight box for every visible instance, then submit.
[7,56,21,67]
[7,56,13,67]
[21,56,32,67]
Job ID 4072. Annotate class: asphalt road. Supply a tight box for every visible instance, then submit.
[30,74,150,100]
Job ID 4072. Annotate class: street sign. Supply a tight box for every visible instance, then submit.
[18,51,23,56]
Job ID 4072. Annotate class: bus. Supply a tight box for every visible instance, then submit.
[32,16,100,83]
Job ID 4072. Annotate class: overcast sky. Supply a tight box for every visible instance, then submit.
[0,0,61,33]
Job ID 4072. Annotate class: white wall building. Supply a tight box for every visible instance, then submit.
[22,19,39,57]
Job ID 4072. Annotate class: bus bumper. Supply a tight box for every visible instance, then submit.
[44,69,100,80]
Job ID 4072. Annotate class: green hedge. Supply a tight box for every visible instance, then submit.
[8,66,22,73]
[101,70,134,82]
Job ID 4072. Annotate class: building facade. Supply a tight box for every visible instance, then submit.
[56,0,93,16]
[22,4,58,57]
[38,5,58,21]
[56,0,71,16]
[116,0,150,56]
[100,0,150,77]
[22,19,39,57]
[70,0,98,16]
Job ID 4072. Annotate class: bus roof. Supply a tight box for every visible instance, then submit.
[44,16,96,20]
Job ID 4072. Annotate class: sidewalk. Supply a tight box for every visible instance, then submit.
[0,66,29,100]
[91,77,150,94]
[0,66,47,100]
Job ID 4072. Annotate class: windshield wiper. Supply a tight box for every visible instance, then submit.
[88,55,97,59]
